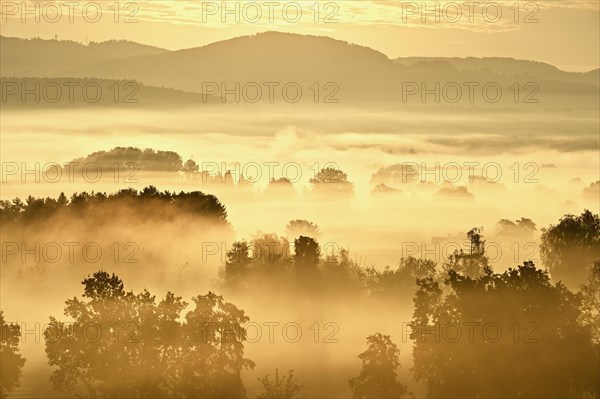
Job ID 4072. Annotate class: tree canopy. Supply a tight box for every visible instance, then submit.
[44,271,254,398]
[0,186,229,225]
[540,209,600,289]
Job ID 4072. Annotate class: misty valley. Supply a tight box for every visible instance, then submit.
[1,145,598,398]
[1,3,599,399]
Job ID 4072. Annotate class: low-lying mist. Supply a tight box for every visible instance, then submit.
[1,107,598,399]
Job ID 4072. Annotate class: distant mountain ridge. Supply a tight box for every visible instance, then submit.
[0,36,168,77]
[75,31,396,99]
[2,32,598,109]
[393,57,599,86]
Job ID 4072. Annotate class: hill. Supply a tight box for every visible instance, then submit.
[0,36,168,77]
[4,32,598,109]
[0,77,220,108]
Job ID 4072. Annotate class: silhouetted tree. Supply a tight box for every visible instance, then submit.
[495,217,536,239]
[285,220,321,240]
[181,292,255,398]
[265,178,296,197]
[294,236,320,266]
[182,159,200,178]
[67,147,183,172]
[309,167,354,197]
[0,311,26,399]
[443,227,490,278]
[540,210,600,288]
[184,159,199,171]
[411,261,599,398]
[370,164,419,187]
[349,333,409,399]
[293,236,321,288]
[223,241,252,288]
[257,369,302,399]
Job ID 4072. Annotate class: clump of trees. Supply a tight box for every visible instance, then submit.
[181,167,253,188]
[371,183,401,195]
[68,147,184,172]
[434,185,473,199]
[221,234,326,293]
[410,261,599,398]
[221,232,437,300]
[310,167,354,197]
[494,217,536,239]
[265,178,296,197]
[369,163,419,188]
[182,165,357,199]
[44,271,255,398]
[0,311,26,399]
[220,227,513,299]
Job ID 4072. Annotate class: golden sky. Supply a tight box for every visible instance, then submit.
[1,0,599,71]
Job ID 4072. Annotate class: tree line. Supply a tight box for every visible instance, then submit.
[0,186,228,226]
